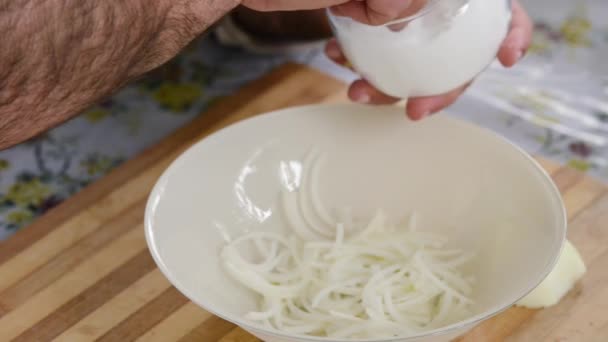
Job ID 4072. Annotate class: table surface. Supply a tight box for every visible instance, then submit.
[0,64,606,342]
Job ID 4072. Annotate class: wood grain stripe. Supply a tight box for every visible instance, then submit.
[219,327,262,342]
[567,193,608,264]
[13,250,155,341]
[551,166,585,194]
[53,269,171,341]
[322,89,349,104]
[0,63,314,265]
[589,327,608,342]
[457,307,537,341]
[0,176,151,294]
[0,200,145,312]
[0,163,152,266]
[564,177,608,220]
[273,67,344,109]
[135,302,212,342]
[0,226,147,340]
[178,315,236,342]
[535,158,562,175]
[96,287,189,342]
[201,69,344,136]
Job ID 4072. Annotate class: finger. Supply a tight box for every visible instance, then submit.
[406,83,471,120]
[348,79,400,104]
[325,38,348,65]
[497,0,533,67]
[242,0,349,11]
[332,0,427,26]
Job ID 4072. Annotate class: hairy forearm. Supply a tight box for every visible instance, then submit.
[0,0,239,149]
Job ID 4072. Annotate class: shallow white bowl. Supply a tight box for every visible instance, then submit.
[145,104,566,342]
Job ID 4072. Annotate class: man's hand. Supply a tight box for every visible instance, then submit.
[325,0,533,120]
[0,0,239,149]
[331,0,428,25]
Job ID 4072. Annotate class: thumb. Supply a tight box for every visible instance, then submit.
[332,0,427,25]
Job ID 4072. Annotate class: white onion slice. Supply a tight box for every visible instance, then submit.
[220,150,476,339]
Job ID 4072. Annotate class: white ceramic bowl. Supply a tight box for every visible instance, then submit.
[145,104,566,342]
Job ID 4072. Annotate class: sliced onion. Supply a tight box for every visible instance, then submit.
[220,151,476,339]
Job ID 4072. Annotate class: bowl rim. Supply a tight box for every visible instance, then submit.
[144,103,567,342]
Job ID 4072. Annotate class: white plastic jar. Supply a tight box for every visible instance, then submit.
[328,0,512,98]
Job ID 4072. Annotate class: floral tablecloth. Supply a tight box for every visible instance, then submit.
[0,0,606,240]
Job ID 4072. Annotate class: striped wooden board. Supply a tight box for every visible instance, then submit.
[0,64,606,342]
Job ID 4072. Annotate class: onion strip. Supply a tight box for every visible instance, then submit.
[220,150,476,339]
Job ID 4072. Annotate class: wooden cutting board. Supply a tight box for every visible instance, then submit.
[0,64,606,342]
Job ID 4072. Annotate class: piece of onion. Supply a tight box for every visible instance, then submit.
[220,150,476,339]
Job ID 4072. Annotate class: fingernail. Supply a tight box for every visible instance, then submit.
[418,110,431,120]
[514,49,524,61]
[330,5,344,16]
[388,22,408,32]
[354,93,370,104]
[407,109,428,121]
[326,46,341,60]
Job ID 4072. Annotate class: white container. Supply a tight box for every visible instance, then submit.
[328,0,512,98]
[145,104,566,342]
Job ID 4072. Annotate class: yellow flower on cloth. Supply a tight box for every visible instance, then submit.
[559,6,592,47]
[153,83,202,112]
[7,210,34,225]
[560,15,592,47]
[568,159,591,172]
[6,179,51,207]
[84,108,111,123]
[81,155,117,176]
